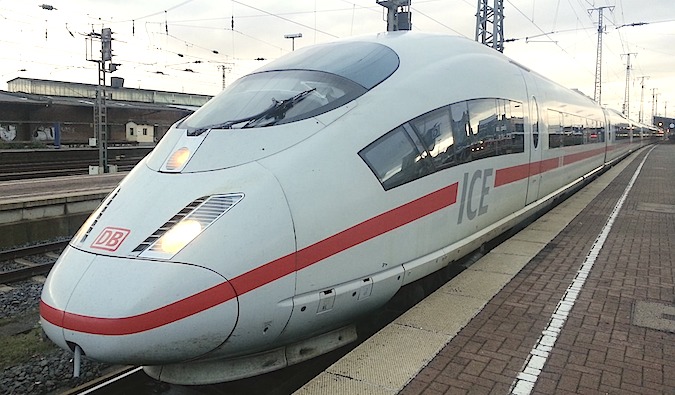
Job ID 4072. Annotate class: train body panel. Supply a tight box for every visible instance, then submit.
[42,154,299,361]
[40,31,654,384]
[41,248,237,364]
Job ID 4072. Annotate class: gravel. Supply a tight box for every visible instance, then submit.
[0,261,24,273]
[0,280,44,319]
[0,279,111,394]
[1,349,111,395]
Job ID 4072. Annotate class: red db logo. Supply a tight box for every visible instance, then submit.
[91,227,130,252]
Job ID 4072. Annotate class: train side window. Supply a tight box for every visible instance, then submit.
[507,100,525,154]
[574,116,584,145]
[585,119,594,143]
[563,115,583,146]
[548,110,563,148]
[410,106,456,169]
[447,99,524,162]
[616,121,630,140]
[586,119,604,143]
[467,99,498,160]
[359,126,433,190]
[450,101,472,163]
[598,121,606,142]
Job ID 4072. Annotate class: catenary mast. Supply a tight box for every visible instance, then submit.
[475,0,504,52]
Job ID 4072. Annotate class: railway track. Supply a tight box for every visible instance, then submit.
[0,240,69,283]
[0,162,137,181]
[0,147,152,181]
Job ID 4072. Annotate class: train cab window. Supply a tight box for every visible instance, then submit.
[410,106,455,169]
[181,70,366,132]
[359,126,433,190]
[180,41,399,133]
[254,41,399,90]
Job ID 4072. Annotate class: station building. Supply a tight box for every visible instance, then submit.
[0,77,212,146]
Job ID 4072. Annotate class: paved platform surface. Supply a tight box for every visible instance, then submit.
[0,173,123,203]
[297,143,675,395]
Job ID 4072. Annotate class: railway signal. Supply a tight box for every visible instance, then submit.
[86,27,121,174]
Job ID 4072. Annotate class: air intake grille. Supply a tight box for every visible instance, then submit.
[74,187,121,245]
[133,193,244,255]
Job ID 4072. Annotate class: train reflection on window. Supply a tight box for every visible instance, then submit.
[360,98,524,190]
[359,126,433,190]
[547,109,605,148]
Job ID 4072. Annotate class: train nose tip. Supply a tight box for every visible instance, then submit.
[40,246,238,364]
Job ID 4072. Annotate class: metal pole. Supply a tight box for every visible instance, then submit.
[589,6,614,104]
[284,33,302,51]
[621,53,636,116]
[73,345,81,378]
[637,76,649,123]
[377,0,411,32]
[474,0,504,52]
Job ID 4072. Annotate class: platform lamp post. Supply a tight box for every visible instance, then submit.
[284,33,302,51]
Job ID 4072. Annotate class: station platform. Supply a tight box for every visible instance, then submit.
[0,173,123,247]
[296,143,675,395]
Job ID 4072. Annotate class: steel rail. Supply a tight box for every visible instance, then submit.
[0,240,69,283]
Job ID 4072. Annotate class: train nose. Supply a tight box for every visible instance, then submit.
[40,246,238,364]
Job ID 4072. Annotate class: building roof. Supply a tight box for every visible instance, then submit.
[6,77,212,108]
[0,88,203,112]
[0,91,44,104]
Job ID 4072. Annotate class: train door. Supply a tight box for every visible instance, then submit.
[526,96,542,204]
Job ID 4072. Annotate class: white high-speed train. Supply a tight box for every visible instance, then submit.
[40,32,655,384]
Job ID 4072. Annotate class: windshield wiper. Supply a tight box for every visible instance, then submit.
[189,88,316,136]
[242,88,317,129]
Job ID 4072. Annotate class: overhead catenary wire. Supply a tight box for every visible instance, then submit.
[410,6,466,37]
[0,1,672,103]
[505,0,580,59]
[230,0,339,38]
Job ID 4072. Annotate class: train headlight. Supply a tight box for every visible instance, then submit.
[134,193,244,259]
[165,147,191,171]
[158,220,202,254]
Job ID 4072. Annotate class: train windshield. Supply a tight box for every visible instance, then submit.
[180,41,399,133]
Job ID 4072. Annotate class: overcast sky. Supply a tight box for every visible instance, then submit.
[0,0,672,121]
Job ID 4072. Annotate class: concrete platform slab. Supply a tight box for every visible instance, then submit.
[312,323,449,393]
[395,292,487,336]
